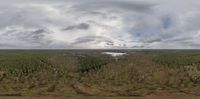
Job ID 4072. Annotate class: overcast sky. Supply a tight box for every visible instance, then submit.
[0,0,200,49]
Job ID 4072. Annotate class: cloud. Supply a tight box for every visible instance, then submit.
[141,38,162,43]
[71,36,119,48]
[72,0,155,13]
[62,23,90,31]
[0,0,200,49]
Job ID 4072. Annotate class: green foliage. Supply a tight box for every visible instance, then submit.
[184,65,200,83]
[0,51,78,95]
[78,55,110,73]
[153,51,200,68]
[1,50,200,96]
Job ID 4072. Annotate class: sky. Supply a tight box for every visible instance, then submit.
[0,0,200,49]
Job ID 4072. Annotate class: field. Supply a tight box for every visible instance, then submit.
[1,50,200,98]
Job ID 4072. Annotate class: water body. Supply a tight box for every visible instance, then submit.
[102,52,127,57]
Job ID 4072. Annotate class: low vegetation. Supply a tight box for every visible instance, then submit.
[1,50,200,97]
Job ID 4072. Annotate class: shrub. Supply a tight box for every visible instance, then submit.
[184,65,200,83]
[78,55,110,73]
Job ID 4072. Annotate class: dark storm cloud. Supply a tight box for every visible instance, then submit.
[72,36,113,45]
[141,38,162,43]
[169,37,192,42]
[131,45,145,48]
[62,23,90,31]
[72,1,155,13]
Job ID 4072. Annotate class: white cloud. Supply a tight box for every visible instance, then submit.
[0,0,200,49]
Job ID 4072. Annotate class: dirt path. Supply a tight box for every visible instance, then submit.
[1,94,200,99]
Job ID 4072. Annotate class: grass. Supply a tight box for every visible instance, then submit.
[1,50,200,96]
